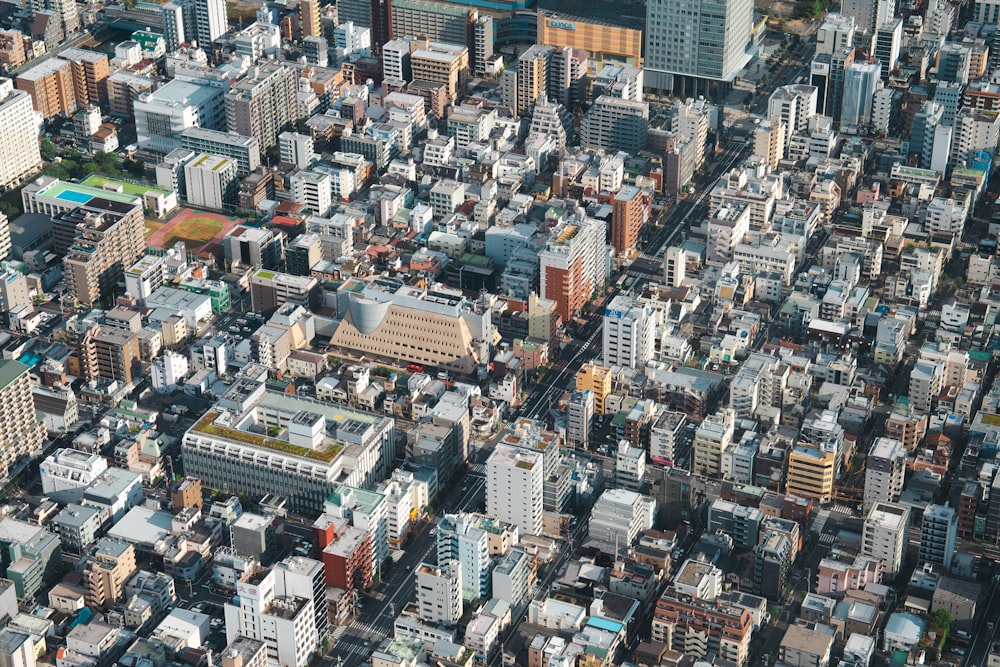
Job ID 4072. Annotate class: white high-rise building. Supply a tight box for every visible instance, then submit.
[416,563,463,625]
[566,390,594,449]
[952,108,1000,167]
[864,437,906,512]
[918,504,958,570]
[223,568,318,667]
[861,502,909,576]
[0,80,41,191]
[486,443,543,537]
[663,245,686,287]
[184,154,237,211]
[643,0,754,94]
[840,0,895,33]
[289,170,332,217]
[816,13,856,55]
[768,84,818,144]
[279,132,314,169]
[602,294,656,369]
[588,488,656,554]
[436,513,491,601]
[195,0,228,51]
[841,60,881,126]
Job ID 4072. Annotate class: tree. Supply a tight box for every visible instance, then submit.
[39,138,56,161]
[930,608,953,631]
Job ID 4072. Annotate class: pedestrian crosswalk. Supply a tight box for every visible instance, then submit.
[818,533,836,546]
[831,503,854,516]
[469,463,486,476]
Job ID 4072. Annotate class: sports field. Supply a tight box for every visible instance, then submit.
[145,208,240,255]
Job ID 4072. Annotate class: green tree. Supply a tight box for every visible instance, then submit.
[39,138,56,161]
[930,608,953,631]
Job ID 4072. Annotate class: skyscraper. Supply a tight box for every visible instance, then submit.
[840,60,881,126]
[299,0,320,38]
[0,360,46,480]
[611,185,646,256]
[840,0,895,33]
[874,18,902,81]
[644,0,754,96]
[0,80,42,190]
[226,63,298,151]
[194,0,228,52]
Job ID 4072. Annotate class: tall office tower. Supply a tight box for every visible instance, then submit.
[299,0,320,38]
[874,19,902,81]
[580,96,649,154]
[841,0,896,33]
[816,13,856,56]
[468,11,493,77]
[938,43,971,85]
[911,101,944,166]
[754,116,786,170]
[0,81,41,191]
[918,504,958,570]
[487,443,543,536]
[610,185,646,256]
[370,0,391,56]
[566,390,594,449]
[663,245,686,288]
[864,437,906,512]
[861,501,909,576]
[381,38,411,81]
[0,360,46,479]
[162,2,186,51]
[767,84,818,143]
[548,46,587,110]
[514,44,554,117]
[643,0,754,96]
[602,294,656,369]
[195,0,228,52]
[226,63,298,151]
[829,47,856,120]
[840,60,881,126]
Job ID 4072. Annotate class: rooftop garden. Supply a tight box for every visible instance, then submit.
[193,411,342,463]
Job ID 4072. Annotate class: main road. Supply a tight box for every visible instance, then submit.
[520,138,753,422]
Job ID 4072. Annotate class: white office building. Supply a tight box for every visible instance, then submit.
[135,80,226,153]
[864,437,906,512]
[416,563,463,625]
[289,170,332,216]
[184,154,237,210]
[588,488,656,554]
[861,502,909,576]
[151,351,190,391]
[279,132,314,169]
[223,568,318,667]
[486,443,543,537]
[602,294,656,369]
[40,449,109,500]
[0,80,41,190]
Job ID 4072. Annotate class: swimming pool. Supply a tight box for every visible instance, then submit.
[56,189,94,204]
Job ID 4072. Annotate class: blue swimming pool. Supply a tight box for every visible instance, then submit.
[56,189,94,204]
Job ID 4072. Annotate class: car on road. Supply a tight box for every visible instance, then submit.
[429,528,437,536]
